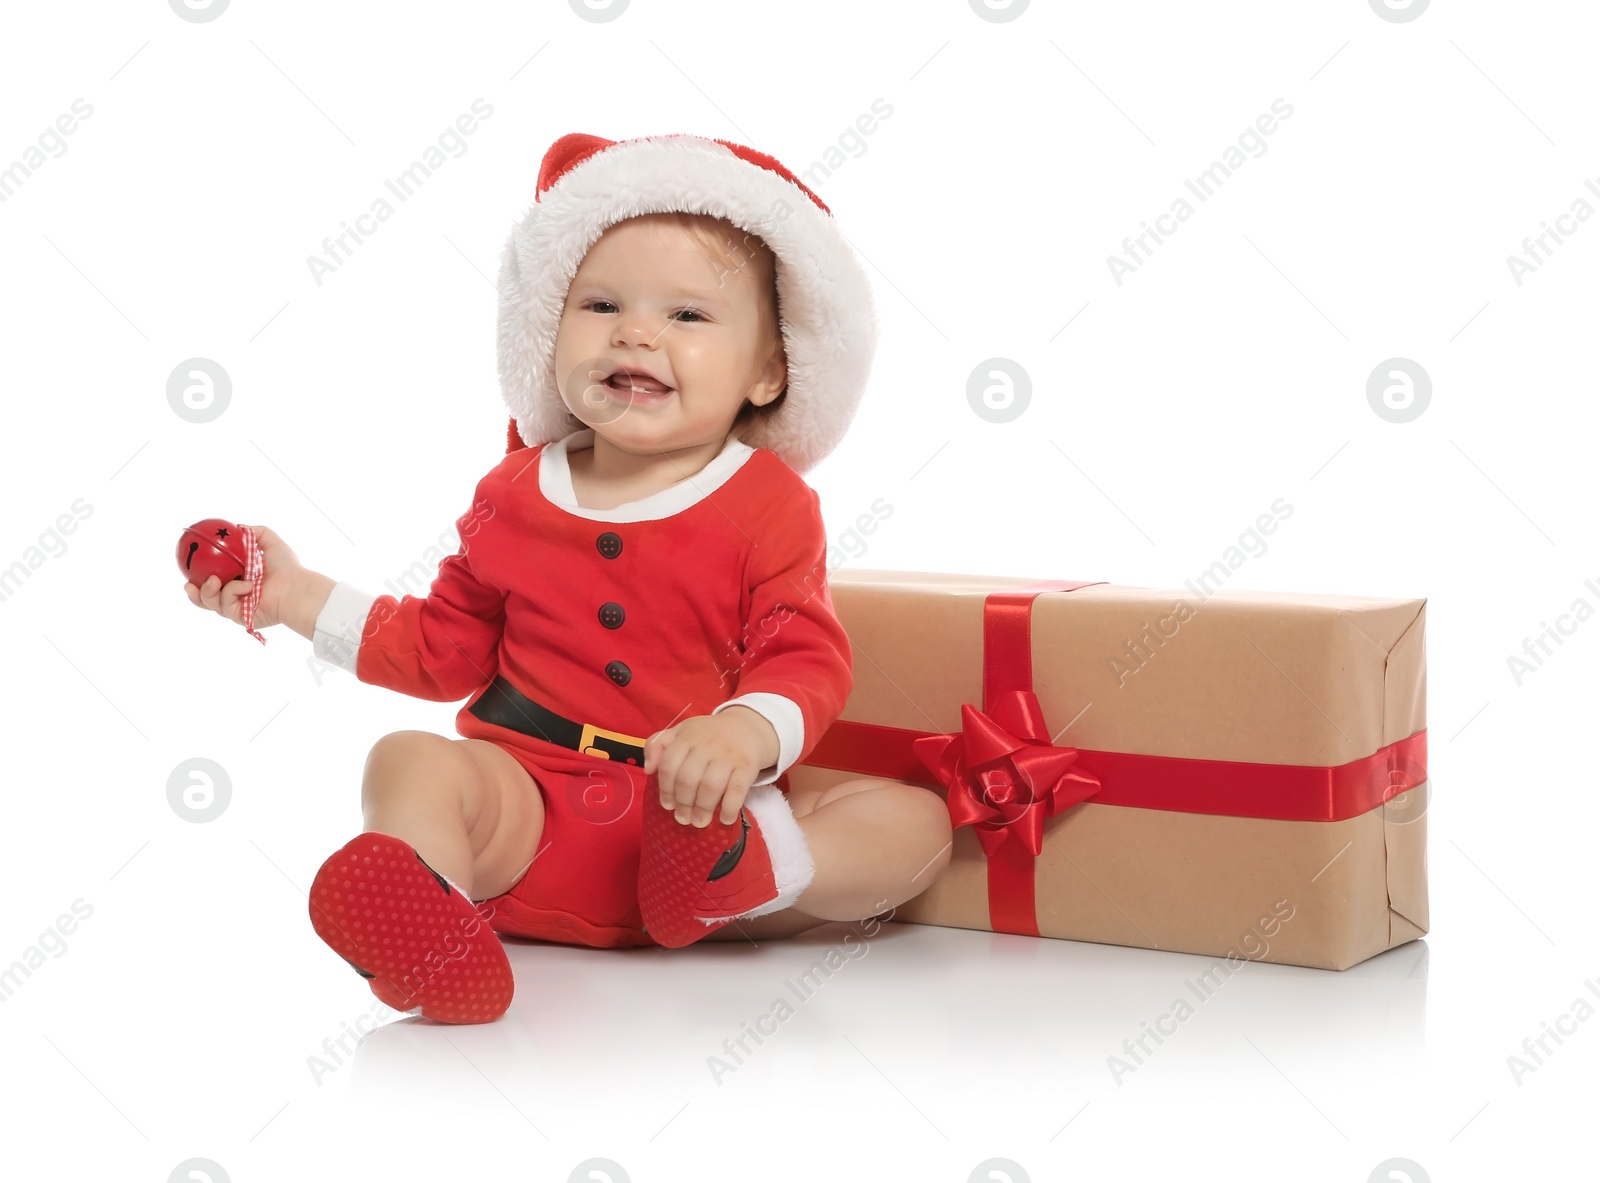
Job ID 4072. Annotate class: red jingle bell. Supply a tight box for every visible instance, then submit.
[177,518,250,587]
[177,518,268,645]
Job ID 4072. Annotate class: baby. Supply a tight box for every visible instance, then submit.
[184,132,953,1024]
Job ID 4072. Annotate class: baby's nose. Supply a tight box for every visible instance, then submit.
[617,319,661,345]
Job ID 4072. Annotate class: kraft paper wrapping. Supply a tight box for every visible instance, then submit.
[786,572,1429,971]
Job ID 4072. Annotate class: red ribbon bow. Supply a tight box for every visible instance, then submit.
[911,689,1102,860]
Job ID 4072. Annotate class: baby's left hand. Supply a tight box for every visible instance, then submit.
[644,708,778,828]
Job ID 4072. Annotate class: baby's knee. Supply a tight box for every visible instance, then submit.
[361,731,458,800]
[906,788,955,867]
[904,782,954,838]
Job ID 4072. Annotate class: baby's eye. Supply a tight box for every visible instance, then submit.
[581,301,703,323]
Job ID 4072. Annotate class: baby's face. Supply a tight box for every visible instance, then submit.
[552,214,784,456]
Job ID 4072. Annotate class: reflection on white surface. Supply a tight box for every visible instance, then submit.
[341,922,1428,1117]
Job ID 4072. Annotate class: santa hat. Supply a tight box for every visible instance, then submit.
[496,132,878,475]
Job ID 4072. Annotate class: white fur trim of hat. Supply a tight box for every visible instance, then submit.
[496,132,878,475]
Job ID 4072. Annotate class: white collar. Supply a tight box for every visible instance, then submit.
[539,428,756,522]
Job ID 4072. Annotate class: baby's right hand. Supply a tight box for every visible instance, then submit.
[182,524,304,633]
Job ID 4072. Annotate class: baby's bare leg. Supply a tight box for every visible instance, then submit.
[790,778,954,922]
[698,906,834,942]
[359,731,545,902]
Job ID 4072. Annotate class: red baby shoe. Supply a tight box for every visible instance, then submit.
[637,777,817,948]
[308,832,514,1024]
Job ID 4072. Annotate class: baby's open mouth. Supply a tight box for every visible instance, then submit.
[607,372,673,395]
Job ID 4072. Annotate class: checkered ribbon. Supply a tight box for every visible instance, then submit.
[239,525,267,645]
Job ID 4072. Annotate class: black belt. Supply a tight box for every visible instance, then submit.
[467,675,647,765]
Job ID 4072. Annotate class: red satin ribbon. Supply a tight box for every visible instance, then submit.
[809,581,1429,936]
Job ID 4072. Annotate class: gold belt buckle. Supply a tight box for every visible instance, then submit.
[579,721,646,760]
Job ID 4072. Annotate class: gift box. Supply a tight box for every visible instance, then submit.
[785,572,1429,971]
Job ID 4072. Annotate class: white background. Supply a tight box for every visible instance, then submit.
[1,1,1595,1179]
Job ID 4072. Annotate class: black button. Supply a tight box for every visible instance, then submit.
[596,532,623,559]
[598,602,626,629]
[605,660,632,686]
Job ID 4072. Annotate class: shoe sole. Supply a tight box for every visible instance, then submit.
[308,833,514,1024]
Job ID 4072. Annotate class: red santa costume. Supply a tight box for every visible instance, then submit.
[305,132,877,963]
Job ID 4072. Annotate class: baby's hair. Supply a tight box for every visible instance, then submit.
[660,211,788,443]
